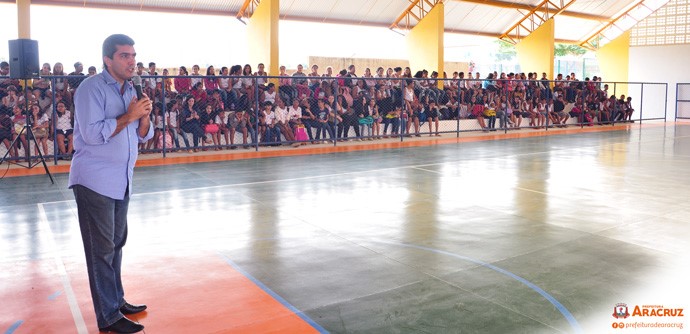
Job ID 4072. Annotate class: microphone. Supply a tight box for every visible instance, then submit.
[131,75,144,100]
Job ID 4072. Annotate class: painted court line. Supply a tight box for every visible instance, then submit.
[37,203,88,334]
[4,320,23,334]
[411,167,549,195]
[37,136,649,206]
[372,240,584,334]
[218,253,329,334]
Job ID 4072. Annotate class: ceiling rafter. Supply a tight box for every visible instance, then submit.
[499,0,577,45]
[236,0,261,23]
[454,0,607,21]
[578,0,648,50]
[389,0,444,31]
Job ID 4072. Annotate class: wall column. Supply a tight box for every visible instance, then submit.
[247,0,279,83]
[516,18,555,80]
[17,0,31,38]
[596,31,630,96]
[407,3,444,88]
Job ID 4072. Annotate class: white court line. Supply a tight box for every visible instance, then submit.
[39,131,687,206]
[37,148,577,205]
[38,203,88,334]
[411,167,549,195]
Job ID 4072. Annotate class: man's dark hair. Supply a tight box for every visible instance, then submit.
[102,34,135,70]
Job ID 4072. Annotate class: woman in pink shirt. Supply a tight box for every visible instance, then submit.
[174,66,192,95]
[204,66,219,93]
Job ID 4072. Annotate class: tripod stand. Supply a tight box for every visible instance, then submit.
[0,79,54,184]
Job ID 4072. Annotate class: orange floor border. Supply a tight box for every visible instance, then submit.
[0,123,668,178]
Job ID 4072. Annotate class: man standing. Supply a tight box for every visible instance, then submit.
[69,34,153,334]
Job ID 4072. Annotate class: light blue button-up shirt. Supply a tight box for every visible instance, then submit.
[68,69,153,200]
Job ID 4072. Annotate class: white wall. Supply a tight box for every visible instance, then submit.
[629,44,690,119]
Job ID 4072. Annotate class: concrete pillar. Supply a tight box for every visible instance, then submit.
[17,0,31,38]
[407,3,444,88]
[516,18,555,80]
[596,31,630,96]
[247,0,279,84]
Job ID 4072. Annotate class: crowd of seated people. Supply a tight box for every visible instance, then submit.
[0,59,638,158]
[0,61,95,160]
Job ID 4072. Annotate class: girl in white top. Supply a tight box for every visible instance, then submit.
[534,98,547,128]
[287,100,302,124]
[218,67,231,91]
[363,68,376,88]
[404,80,416,112]
[31,104,50,155]
[274,99,295,142]
[54,101,73,156]
[255,63,268,87]
[53,63,68,92]
[375,67,386,86]
[166,103,187,149]
[148,104,165,150]
[274,100,289,125]
[241,64,254,88]
[190,65,203,89]
[262,84,277,105]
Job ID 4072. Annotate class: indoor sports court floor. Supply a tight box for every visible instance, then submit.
[1,123,689,333]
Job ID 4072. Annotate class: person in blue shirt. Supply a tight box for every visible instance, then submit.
[68,34,153,334]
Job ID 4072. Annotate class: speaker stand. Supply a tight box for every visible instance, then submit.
[0,79,54,184]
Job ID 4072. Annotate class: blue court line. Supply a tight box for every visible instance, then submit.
[48,290,62,301]
[379,241,584,334]
[5,320,23,334]
[218,253,329,334]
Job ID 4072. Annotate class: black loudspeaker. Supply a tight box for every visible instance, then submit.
[8,39,40,79]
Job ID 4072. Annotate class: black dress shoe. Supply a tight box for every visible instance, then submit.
[99,317,144,333]
[120,301,147,315]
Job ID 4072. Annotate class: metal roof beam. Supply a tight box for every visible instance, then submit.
[578,0,649,50]
[237,0,261,22]
[499,0,577,45]
[454,0,607,21]
[390,0,443,31]
[1,0,234,16]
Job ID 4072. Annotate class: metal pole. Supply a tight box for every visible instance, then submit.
[51,79,58,164]
[675,83,679,121]
[639,83,644,124]
[334,78,339,146]
[664,83,668,124]
[254,76,260,151]
[400,78,405,142]
[457,79,461,137]
[160,74,167,158]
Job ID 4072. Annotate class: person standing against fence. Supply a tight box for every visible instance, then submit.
[68,34,153,334]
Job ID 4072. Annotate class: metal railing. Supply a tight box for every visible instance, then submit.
[676,83,690,120]
[0,75,670,164]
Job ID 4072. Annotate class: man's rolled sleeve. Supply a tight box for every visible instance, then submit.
[74,81,116,145]
[138,121,154,143]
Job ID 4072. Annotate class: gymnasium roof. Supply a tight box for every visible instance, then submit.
[1,0,670,46]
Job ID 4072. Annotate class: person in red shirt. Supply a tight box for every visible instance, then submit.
[174,66,192,95]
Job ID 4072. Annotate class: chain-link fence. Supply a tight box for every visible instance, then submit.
[0,72,669,163]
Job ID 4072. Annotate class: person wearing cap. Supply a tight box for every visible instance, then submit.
[68,62,86,91]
